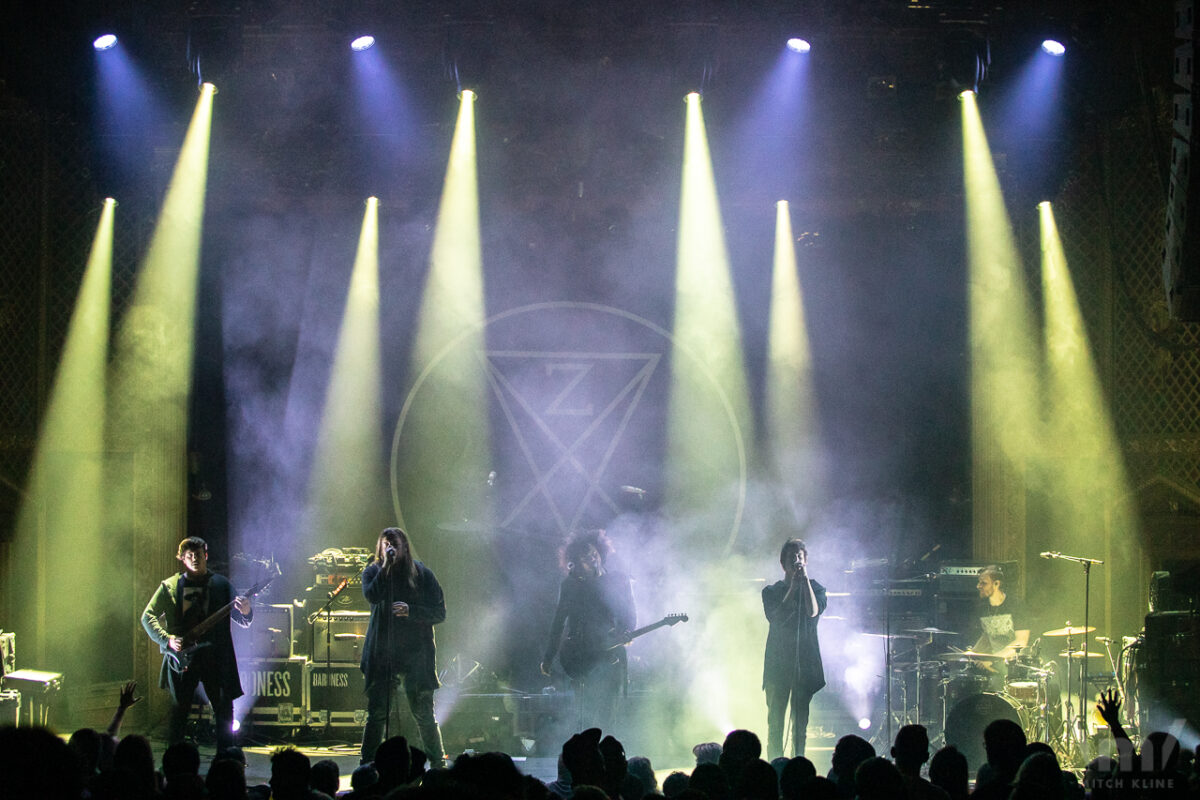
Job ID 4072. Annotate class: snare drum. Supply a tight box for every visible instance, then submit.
[1005,679,1040,704]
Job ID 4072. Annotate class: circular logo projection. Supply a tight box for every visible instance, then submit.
[390,302,746,552]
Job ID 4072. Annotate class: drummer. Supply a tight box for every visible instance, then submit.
[971,565,1030,682]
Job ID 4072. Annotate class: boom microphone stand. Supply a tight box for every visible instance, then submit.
[1040,550,1103,761]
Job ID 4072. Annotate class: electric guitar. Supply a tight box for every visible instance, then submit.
[559,612,688,679]
[164,577,272,674]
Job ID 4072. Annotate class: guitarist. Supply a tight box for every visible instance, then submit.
[141,537,253,753]
[540,529,636,732]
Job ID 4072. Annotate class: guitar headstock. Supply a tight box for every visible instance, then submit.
[244,576,275,598]
[664,613,688,625]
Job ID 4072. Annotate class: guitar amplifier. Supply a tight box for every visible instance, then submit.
[2,669,63,726]
[311,611,370,663]
[0,631,14,677]
[233,657,307,727]
[935,560,1020,595]
[306,662,367,727]
[0,689,19,727]
[233,604,294,659]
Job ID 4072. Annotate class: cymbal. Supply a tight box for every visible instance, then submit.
[1043,625,1096,637]
[862,632,917,639]
[905,627,959,635]
[938,650,1004,661]
[1059,650,1104,658]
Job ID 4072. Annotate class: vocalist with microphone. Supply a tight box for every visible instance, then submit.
[359,527,446,765]
[761,538,827,759]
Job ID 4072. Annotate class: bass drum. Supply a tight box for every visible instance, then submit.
[944,692,1028,772]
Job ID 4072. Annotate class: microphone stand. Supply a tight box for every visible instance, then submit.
[1041,550,1103,761]
[381,548,401,745]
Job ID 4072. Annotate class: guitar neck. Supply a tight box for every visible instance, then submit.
[184,599,238,643]
[182,579,267,643]
[608,615,687,649]
[627,619,671,641]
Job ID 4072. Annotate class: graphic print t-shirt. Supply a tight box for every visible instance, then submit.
[180,574,211,636]
[977,594,1023,653]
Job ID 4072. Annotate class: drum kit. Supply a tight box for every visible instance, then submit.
[877,622,1107,760]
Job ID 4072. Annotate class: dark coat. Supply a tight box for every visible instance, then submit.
[360,560,445,689]
[141,572,252,697]
[762,577,827,694]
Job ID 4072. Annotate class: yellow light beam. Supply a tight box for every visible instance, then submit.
[305,198,391,542]
[391,90,498,664]
[394,89,490,534]
[1039,202,1141,634]
[962,91,1041,558]
[13,199,116,671]
[103,85,215,694]
[667,93,751,550]
[766,200,819,495]
[666,91,755,741]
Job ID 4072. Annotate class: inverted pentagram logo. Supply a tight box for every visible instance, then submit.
[390,302,745,549]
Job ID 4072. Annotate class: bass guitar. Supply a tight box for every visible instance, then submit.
[560,612,688,679]
[164,577,272,674]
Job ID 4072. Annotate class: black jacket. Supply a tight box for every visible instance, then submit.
[762,577,827,694]
[141,572,252,696]
[360,560,445,689]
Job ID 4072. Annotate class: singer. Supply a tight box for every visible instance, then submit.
[762,538,827,759]
[358,527,446,765]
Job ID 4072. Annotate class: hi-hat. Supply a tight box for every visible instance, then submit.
[1058,650,1104,658]
[905,627,959,635]
[1043,625,1096,637]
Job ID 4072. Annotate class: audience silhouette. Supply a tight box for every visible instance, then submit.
[4,681,1199,800]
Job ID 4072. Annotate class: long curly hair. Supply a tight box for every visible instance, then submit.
[559,528,614,575]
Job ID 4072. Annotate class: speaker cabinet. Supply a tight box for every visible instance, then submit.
[306,662,367,727]
[233,604,293,660]
[233,657,307,727]
[310,611,370,663]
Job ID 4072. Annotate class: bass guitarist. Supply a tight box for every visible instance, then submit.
[141,536,252,752]
[541,529,636,732]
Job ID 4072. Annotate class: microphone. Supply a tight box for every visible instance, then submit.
[385,546,397,560]
[1040,551,1060,559]
[328,577,350,599]
[919,544,942,562]
[620,485,646,497]
[1096,636,1113,643]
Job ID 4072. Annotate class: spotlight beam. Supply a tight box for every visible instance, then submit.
[13,199,115,669]
[104,85,215,679]
[391,89,501,676]
[305,197,391,545]
[961,90,1040,557]
[1039,203,1140,634]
